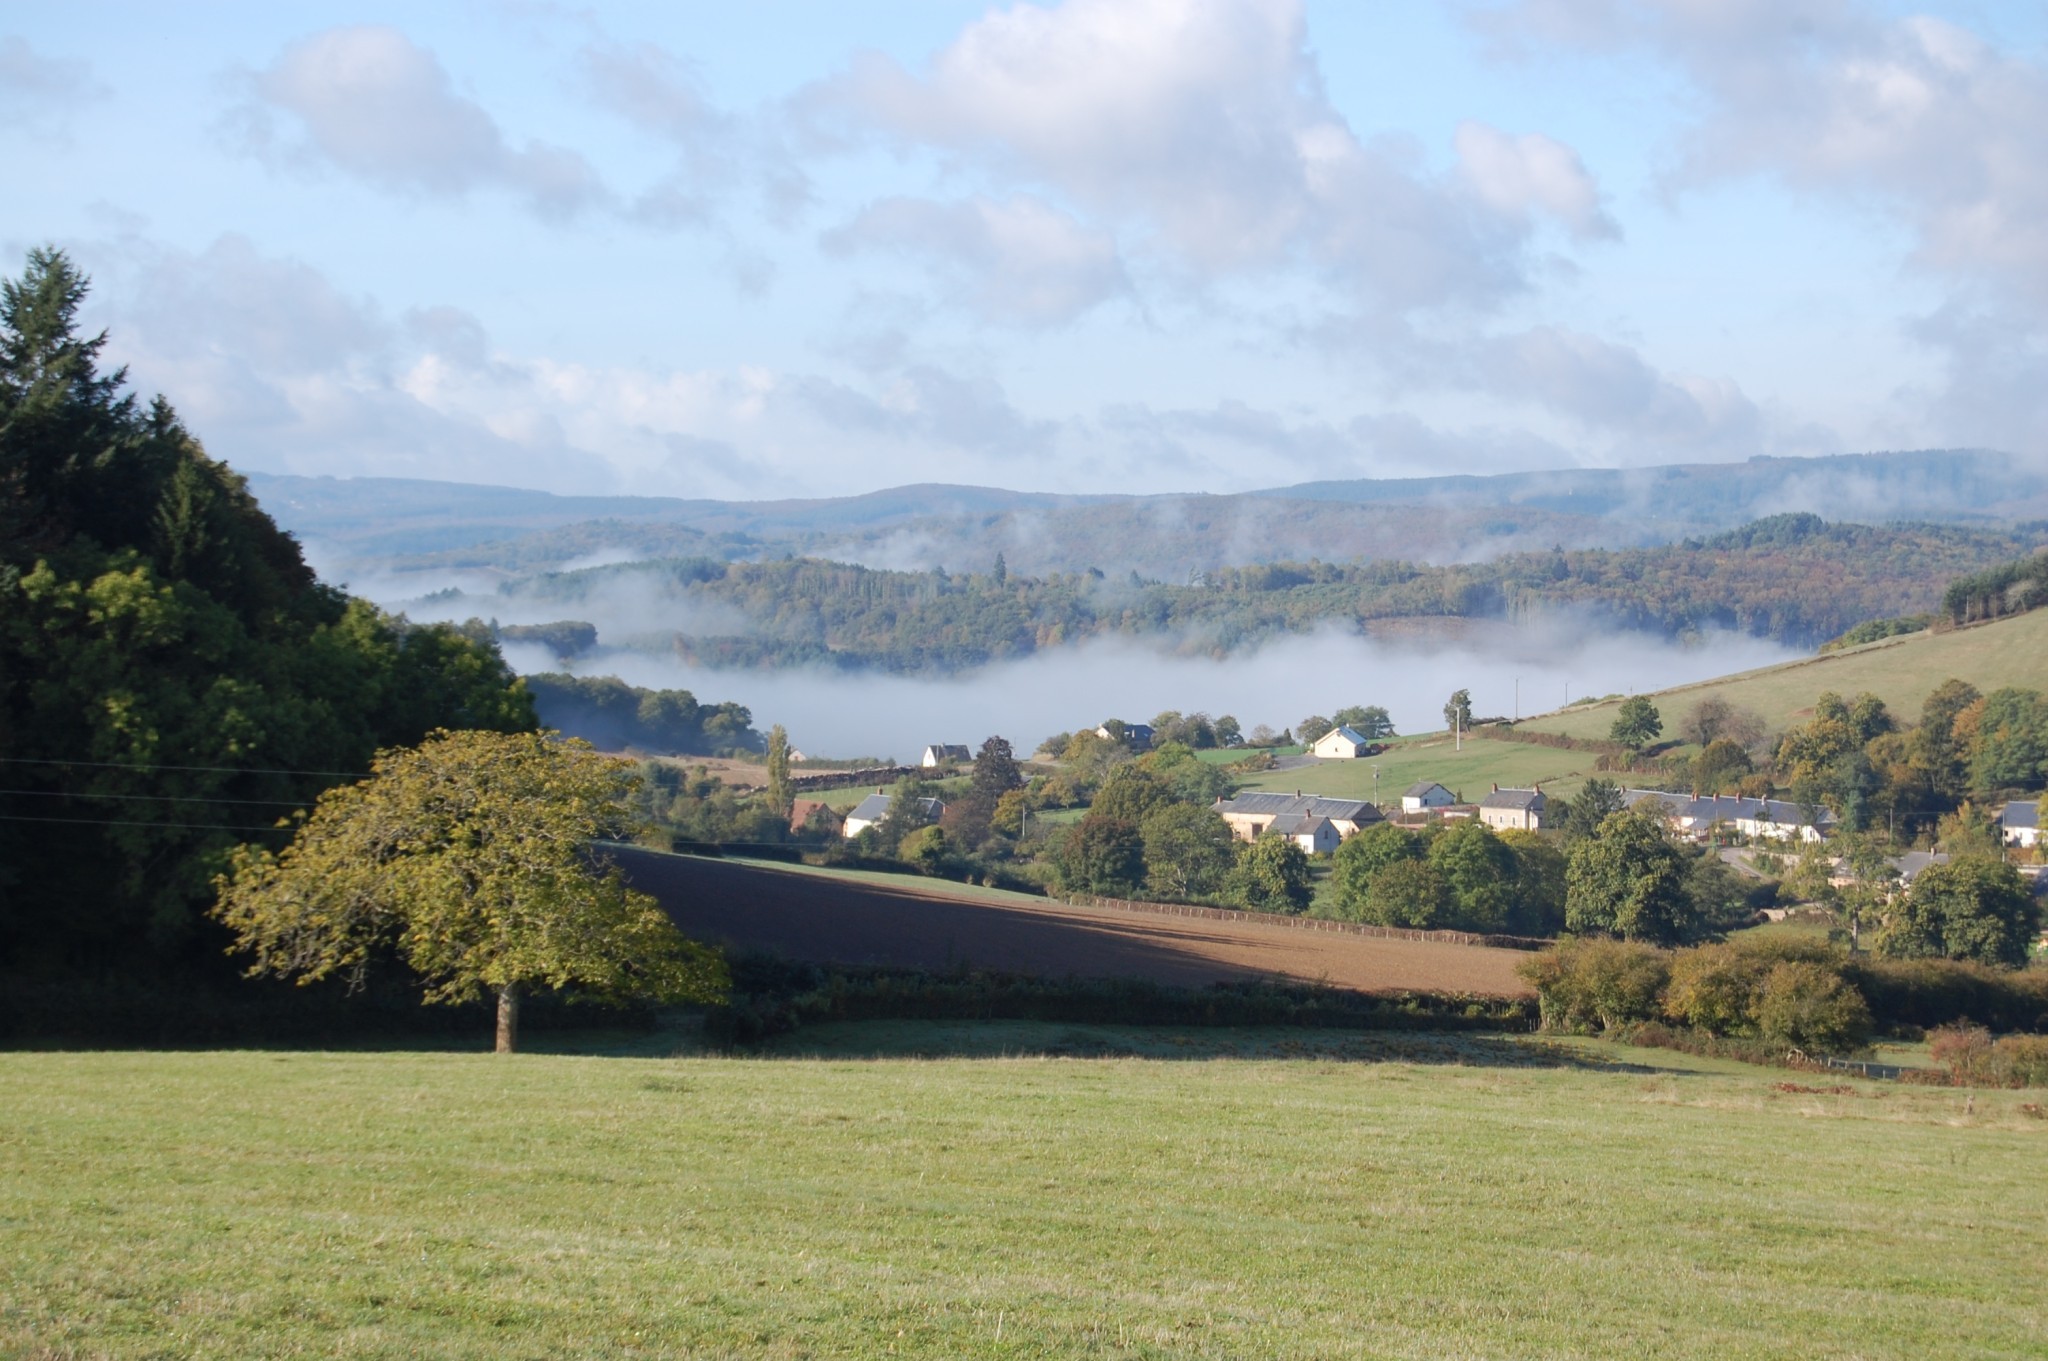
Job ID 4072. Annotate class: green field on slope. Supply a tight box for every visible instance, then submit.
[1516,608,2048,742]
[1234,734,1591,804]
[5,1031,2041,1359]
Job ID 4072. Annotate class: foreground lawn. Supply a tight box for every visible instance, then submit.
[4,1028,2043,1359]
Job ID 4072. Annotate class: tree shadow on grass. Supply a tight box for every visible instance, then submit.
[730,1019,1680,1070]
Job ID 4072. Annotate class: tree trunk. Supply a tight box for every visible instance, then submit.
[495,982,520,1054]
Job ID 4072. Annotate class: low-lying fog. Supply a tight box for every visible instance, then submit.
[496,623,1802,762]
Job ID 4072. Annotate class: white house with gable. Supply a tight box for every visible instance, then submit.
[1310,725,1374,759]
[1401,782,1455,813]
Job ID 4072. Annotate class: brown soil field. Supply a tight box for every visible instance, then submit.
[613,848,1534,997]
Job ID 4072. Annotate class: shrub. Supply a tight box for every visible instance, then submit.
[1926,1025,2048,1088]
[1518,937,1671,1033]
[1663,943,1768,1036]
[1929,1022,1995,1073]
[1752,962,1873,1053]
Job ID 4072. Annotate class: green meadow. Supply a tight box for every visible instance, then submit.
[4,1027,2041,1359]
[1515,607,2048,744]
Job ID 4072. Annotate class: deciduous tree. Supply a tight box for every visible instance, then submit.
[1877,856,2040,968]
[1565,811,1698,944]
[213,730,727,1053]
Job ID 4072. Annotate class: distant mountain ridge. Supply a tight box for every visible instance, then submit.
[250,448,2047,583]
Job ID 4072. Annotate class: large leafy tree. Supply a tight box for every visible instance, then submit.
[215,730,726,1051]
[1877,856,2040,969]
[1138,802,1236,901]
[1609,696,1663,752]
[1228,835,1313,913]
[1565,811,1699,944]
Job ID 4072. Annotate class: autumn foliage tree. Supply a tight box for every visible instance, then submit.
[214,730,727,1052]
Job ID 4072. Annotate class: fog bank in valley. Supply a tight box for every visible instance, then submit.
[502,624,1803,762]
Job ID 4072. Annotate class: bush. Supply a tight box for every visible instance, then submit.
[1517,937,1671,1033]
[1752,962,1873,1053]
[1663,937,1841,1037]
[1925,1024,2048,1088]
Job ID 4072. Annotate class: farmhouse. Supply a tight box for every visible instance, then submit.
[1095,721,1155,749]
[1267,813,1341,855]
[1401,781,1456,813]
[1478,785,1546,832]
[1309,725,1376,759]
[920,744,971,768]
[2002,800,2039,849]
[1213,792,1383,844]
[789,798,841,835]
[843,791,944,839]
[1622,789,1836,842]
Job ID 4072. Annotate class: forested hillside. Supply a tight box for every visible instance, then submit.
[0,251,538,980]
[453,515,2043,674]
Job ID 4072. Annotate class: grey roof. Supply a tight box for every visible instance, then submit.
[1621,788,1836,828]
[848,794,892,821]
[923,743,971,760]
[847,793,943,823]
[1215,793,1383,823]
[2002,800,2038,830]
[1481,787,1546,811]
[1319,725,1370,745]
[1404,781,1451,799]
[1269,813,1334,836]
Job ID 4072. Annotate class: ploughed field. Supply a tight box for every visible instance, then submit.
[613,847,1532,996]
[5,1033,2043,1358]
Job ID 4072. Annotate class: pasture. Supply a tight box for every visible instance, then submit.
[1514,607,2048,743]
[4,1030,2041,1359]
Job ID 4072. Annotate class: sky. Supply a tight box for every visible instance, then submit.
[6,0,2048,502]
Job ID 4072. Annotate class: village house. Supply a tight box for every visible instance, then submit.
[2001,800,2039,849]
[789,798,841,836]
[1478,784,1546,832]
[1400,781,1456,814]
[1309,725,1376,759]
[1095,721,1155,749]
[1267,813,1341,855]
[920,744,971,768]
[1622,789,1836,843]
[842,790,944,839]
[1212,792,1383,845]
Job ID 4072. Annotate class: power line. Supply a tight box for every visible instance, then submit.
[0,788,314,807]
[0,755,368,779]
[0,813,288,833]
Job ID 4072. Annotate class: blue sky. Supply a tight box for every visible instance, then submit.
[5,0,2047,499]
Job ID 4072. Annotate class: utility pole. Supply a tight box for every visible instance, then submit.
[1514,676,1520,722]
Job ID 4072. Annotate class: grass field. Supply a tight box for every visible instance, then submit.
[4,1028,2042,1359]
[1234,735,1590,805]
[1514,608,2048,743]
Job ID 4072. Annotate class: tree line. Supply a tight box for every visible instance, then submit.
[478,512,2041,674]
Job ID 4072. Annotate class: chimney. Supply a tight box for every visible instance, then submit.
[1491,782,1498,792]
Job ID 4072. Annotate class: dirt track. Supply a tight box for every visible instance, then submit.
[613,849,1534,997]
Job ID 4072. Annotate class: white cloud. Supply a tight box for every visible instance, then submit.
[822,195,1128,325]
[1483,0,2048,449]
[1454,121,1617,240]
[0,34,97,130]
[810,0,1608,311]
[229,25,609,220]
